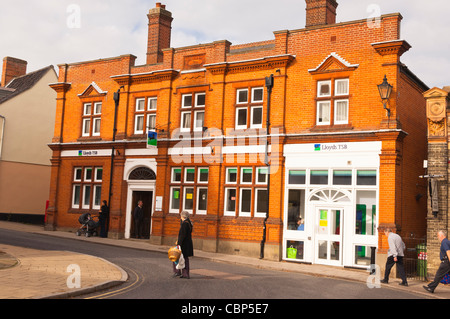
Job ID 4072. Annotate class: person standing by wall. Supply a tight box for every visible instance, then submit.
[176,210,194,279]
[380,228,408,286]
[423,230,450,293]
[98,200,109,238]
[133,200,144,239]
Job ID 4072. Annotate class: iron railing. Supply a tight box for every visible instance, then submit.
[403,236,427,281]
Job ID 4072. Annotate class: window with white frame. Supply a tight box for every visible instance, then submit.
[256,167,269,184]
[180,92,205,132]
[171,168,182,183]
[225,188,237,215]
[316,78,349,126]
[235,87,264,129]
[235,107,248,130]
[197,187,208,214]
[184,167,195,183]
[169,167,209,215]
[317,101,331,125]
[224,166,268,217]
[183,187,195,212]
[72,167,103,210]
[241,167,253,184]
[82,102,102,137]
[239,188,252,217]
[170,187,181,212]
[254,188,268,218]
[134,97,157,134]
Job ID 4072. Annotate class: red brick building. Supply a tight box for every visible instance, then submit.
[46,1,428,270]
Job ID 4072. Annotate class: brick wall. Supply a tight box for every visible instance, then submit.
[47,3,428,262]
[424,87,450,276]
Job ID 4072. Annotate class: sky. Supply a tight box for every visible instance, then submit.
[1,0,449,88]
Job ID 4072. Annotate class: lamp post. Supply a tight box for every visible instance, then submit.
[107,86,124,235]
[260,74,274,259]
[377,75,393,120]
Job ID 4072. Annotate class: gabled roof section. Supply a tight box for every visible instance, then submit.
[0,65,55,104]
[423,87,449,99]
[0,87,15,101]
[308,52,359,74]
[78,82,108,97]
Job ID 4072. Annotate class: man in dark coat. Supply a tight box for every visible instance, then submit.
[133,200,144,239]
[175,210,194,279]
[423,230,450,293]
[98,200,109,238]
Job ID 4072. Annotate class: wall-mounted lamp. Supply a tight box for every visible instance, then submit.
[377,75,393,119]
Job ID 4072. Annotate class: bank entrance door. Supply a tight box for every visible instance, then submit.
[131,191,153,239]
[315,207,343,266]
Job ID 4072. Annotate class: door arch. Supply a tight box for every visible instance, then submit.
[308,188,351,204]
[129,167,156,181]
[125,164,157,239]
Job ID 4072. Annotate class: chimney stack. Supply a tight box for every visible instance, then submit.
[147,3,173,65]
[305,0,338,28]
[1,57,27,87]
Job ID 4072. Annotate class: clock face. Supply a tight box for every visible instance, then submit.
[430,102,444,115]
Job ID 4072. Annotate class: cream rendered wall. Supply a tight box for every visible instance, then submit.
[0,68,57,215]
[0,70,57,164]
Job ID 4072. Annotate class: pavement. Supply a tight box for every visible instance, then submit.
[0,220,449,299]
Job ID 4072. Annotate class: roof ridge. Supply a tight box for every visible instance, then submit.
[0,65,55,104]
[6,65,54,88]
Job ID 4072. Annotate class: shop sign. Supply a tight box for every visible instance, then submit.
[78,150,99,156]
[61,149,112,157]
[314,143,348,152]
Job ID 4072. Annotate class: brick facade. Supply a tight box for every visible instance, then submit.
[46,2,428,268]
[424,87,450,277]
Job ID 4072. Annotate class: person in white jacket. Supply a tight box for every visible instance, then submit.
[380,228,408,286]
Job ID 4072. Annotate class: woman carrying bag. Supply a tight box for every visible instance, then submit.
[173,211,194,279]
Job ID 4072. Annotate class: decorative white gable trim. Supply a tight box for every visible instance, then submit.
[78,81,108,97]
[308,52,359,73]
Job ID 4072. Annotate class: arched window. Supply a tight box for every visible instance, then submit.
[128,167,156,180]
[309,188,351,203]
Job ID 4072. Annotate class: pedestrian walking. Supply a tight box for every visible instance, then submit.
[173,210,194,279]
[133,200,144,239]
[380,228,408,286]
[423,230,450,293]
[98,200,109,238]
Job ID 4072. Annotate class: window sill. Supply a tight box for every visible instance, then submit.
[77,136,103,142]
[310,124,353,132]
[128,133,146,140]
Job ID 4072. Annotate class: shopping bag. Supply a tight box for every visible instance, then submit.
[287,246,297,259]
[176,253,185,270]
[168,245,181,262]
[440,272,450,284]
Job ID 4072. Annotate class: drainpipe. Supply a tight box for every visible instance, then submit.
[107,86,124,235]
[260,75,274,259]
[0,115,5,159]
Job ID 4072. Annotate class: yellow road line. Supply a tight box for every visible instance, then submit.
[85,267,144,299]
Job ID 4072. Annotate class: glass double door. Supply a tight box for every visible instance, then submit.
[314,207,343,266]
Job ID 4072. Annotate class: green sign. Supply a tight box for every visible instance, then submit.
[148,131,157,147]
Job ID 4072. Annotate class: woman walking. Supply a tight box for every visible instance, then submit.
[173,211,194,279]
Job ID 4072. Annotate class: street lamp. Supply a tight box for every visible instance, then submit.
[260,74,274,259]
[377,75,393,119]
